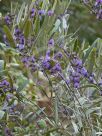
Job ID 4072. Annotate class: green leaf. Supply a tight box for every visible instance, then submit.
[34,17,40,35]
[86,107,100,117]
[37,119,47,129]
[52,0,57,11]
[96,132,102,135]
[17,75,29,92]
[72,120,79,134]
[62,16,68,29]
[50,19,61,36]
[0,111,5,119]
[0,60,4,71]
[73,39,80,53]
[83,38,101,63]
[75,97,87,106]
[24,19,32,38]
[17,2,25,24]
[3,25,15,48]
[0,42,6,50]
[87,48,96,74]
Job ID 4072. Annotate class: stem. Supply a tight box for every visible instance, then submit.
[55,90,59,125]
[58,72,93,131]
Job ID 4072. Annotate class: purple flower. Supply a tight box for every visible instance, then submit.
[21,57,28,63]
[54,63,61,71]
[4,127,13,136]
[38,10,45,16]
[88,76,94,83]
[74,82,80,89]
[42,50,51,69]
[17,44,24,50]
[71,71,80,77]
[96,0,102,3]
[66,79,70,84]
[2,80,9,86]
[14,27,21,37]
[42,60,50,69]
[48,39,54,46]
[29,56,35,62]
[13,26,25,51]
[46,50,50,58]
[6,94,13,102]
[54,52,63,59]
[30,8,36,18]
[69,75,74,81]
[20,37,25,44]
[71,58,82,67]
[48,10,54,16]
[73,77,80,83]
[3,88,9,92]
[4,15,12,25]
[94,0,102,8]
[77,60,83,67]
[97,9,102,19]
[80,67,88,77]
[51,63,62,73]
[14,26,24,41]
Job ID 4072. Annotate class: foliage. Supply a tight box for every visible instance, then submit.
[0,0,102,136]
[69,0,102,43]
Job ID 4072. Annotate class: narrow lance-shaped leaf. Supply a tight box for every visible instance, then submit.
[34,17,40,35]
[82,39,98,63]
[0,111,5,119]
[50,19,61,36]
[73,39,80,53]
[52,0,57,11]
[24,19,32,38]
[17,75,29,92]
[3,25,15,48]
[0,60,4,71]
[87,48,96,74]
[17,2,25,24]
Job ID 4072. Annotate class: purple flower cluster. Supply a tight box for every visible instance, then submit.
[54,52,63,60]
[67,56,95,88]
[30,8,54,18]
[4,15,12,25]
[94,0,102,19]
[21,55,38,71]
[14,26,25,51]
[4,127,13,136]
[30,8,36,18]
[51,63,62,74]
[47,10,54,16]
[42,50,62,74]
[83,0,102,20]
[95,0,102,5]
[48,39,54,47]
[69,70,81,88]
[42,50,51,69]
[0,79,9,86]
[38,10,45,16]
[0,79,10,93]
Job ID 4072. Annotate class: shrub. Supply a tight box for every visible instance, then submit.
[0,0,102,135]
